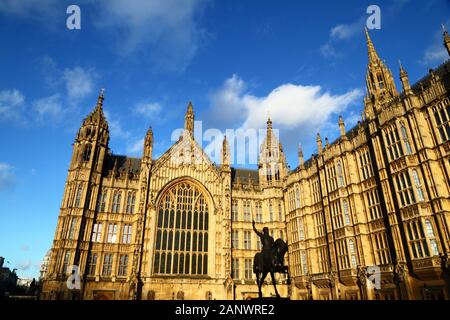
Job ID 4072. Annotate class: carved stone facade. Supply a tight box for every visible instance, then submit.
[41,29,450,300]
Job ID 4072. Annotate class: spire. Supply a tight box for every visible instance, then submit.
[364,29,398,110]
[266,117,273,148]
[365,27,380,64]
[184,101,194,138]
[316,133,323,154]
[85,88,107,125]
[298,143,304,167]
[143,126,153,162]
[338,115,346,140]
[221,135,230,168]
[443,24,450,57]
[399,60,412,94]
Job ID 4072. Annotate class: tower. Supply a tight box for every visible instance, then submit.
[364,28,398,116]
[258,117,288,187]
[44,90,110,298]
[298,143,304,168]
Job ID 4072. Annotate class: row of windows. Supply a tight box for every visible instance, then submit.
[406,219,439,258]
[395,169,425,208]
[433,100,450,143]
[231,200,283,223]
[64,183,137,215]
[232,258,254,280]
[97,190,136,214]
[231,229,284,250]
[154,252,208,275]
[62,252,129,277]
[91,222,133,244]
[384,123,412,162]
[330,199,351,229]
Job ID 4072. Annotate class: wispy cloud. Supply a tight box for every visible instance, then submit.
[126,137,145,155]
[134,102,162,119]
[94,0,209,71]
[0,0,59,18]
[0,89,25,122]
[0,162,16,191]
[421,22,449,65]
[104,110,131,140]
[33,94,62,121]
[320,1,411,58]
[63,67,98,101]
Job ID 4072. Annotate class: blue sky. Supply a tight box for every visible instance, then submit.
[0,0,449,279]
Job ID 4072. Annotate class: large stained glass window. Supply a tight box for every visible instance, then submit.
[153,182,209,276]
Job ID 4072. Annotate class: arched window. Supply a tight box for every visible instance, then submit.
[337,161,344,187]
[401,124,412,154]
[343,199,351,226]
[153,181,209,275]
[112,191,122,213]
[82,143,92,162]
[75,184,83,207]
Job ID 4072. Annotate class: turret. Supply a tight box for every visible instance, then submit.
[184,101,195,138]
[316,133,323,154]
[298,143,304,168]
[399,61,412,95]
[221,135,231,169]
[143,127,153,164]
[338,116,346,140]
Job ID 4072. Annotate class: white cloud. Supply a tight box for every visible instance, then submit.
[95,0,208,71]
[330,20,363,41]
[33,94,62,119]
[0,162,16,191]
[421,22,449,65]
[0,89,25,121]
[210,75,362,132]
[127,138,145,155]
[104,111,131,140]
[134,102,162,119]
[63,67,97,100]
[207,75,363,165]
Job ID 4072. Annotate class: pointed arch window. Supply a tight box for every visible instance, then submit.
[153,182,209,276]
[75,184,83,207]
[112,190,122,213]
[337,160,345,187]
[126,192,136,214]
[411,170,425,201]
[82,143,92,162]
[401,124,412,155]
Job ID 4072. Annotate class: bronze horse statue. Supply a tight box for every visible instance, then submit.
[252,221,290,298]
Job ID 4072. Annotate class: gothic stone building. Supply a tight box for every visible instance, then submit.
[41,29,450,300]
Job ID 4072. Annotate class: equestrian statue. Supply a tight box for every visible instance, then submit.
[252,220,290,298]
